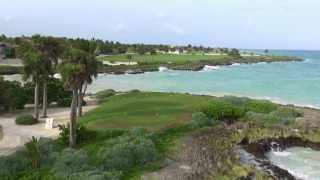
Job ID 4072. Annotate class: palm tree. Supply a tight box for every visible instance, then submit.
[70,39,98,117]
[33,36,63,118]
[20,44,47,121]
[77,52,98,117]
[59,48,87,148]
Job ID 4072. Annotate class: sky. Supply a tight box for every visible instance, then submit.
[0,0,320,50]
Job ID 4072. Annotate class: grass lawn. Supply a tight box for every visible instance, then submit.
[98,54,232,64]
[80,92,213,131]
[98,54,301,67]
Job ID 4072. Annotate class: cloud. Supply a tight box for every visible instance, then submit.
[0,15,13,23]
[113,23,127,33]
[155,11,168,20]
[163,23,185,35]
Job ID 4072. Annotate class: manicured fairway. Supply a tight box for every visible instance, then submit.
[98,53,300,66]
[80,92,213,131]
[98,54,231,64]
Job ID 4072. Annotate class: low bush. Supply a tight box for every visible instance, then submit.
[222,96,278,114]
[69,170,122,180]
[244,112,280,125]
[243,106,302,126]
[58,124,97,146]
[129,89,141,93]
[200,101,245,124]
[15,115,38,125]
[244,100,277,114]
[222,96,251,106]
[95,89,116,102]
[0,137,61,179]
[0,149,30,178]
[37,138,62,168]
[191,112,214,128]
[57,97,72,107]
[0,65,21,75]
[99,128,157,172]
[52,149,90,178]
[271,107,303,119]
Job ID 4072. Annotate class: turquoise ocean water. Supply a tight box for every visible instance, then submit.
[88,50,320,108]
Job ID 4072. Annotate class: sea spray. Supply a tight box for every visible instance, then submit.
[201,65,220,71]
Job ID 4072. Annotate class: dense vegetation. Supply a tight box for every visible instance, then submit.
[1,34,302,77]
[0,92,308,179]
[0,77,29,111]
[0,77,72,113]
[0,34,239,57]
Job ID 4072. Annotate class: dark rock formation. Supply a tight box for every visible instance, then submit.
[240,136,320,179]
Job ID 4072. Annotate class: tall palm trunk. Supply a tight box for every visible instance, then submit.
[69,87,78,148]
[42,83,48,118]
[77,84,83,117]
[34,80,39,121]
[77,81,87,117]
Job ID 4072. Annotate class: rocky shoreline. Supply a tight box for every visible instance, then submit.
[0,56,303,75]
[98,56,303,75]
[239,136,320,179]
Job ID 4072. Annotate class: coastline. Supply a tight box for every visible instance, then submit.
[98,55,303,75]
[0,55,303,75]
[240,137,320,179]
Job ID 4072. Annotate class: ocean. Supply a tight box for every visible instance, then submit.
[87,50,320,108]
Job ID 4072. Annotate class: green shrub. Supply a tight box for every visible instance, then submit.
[200,101,245,124]
[0,79,28,111]
[52,149,90,178]
[99,128,157,171]
[100,143,135,171]
[0,65,21,75]
[0,149,30,178]
[37,138,61,168]
[129,89,141,93]
[69,170,122,180]
[271,107,303,118]
[244,112,279,125]
[15,115,38,125]
[18,169,56,180]
[244,100,277,113]
[0,137,61,179]
[191,112,214,128]
[24,137,41,169]
[243,106,302,126]
[58,124,96,146]
[222,96,251,106]
[95,89,116,102]
[57,97,72,107]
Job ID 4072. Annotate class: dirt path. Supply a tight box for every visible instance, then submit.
[0,104,97,156]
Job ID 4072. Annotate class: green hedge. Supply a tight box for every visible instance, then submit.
[15,115,38,125]
[0,65,21,75]
[200,101,245,124]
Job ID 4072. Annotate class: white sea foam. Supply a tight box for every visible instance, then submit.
[271,151,291,157]
[159,66,169,72]
[201,65,220,71]
[267,147,320,180]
